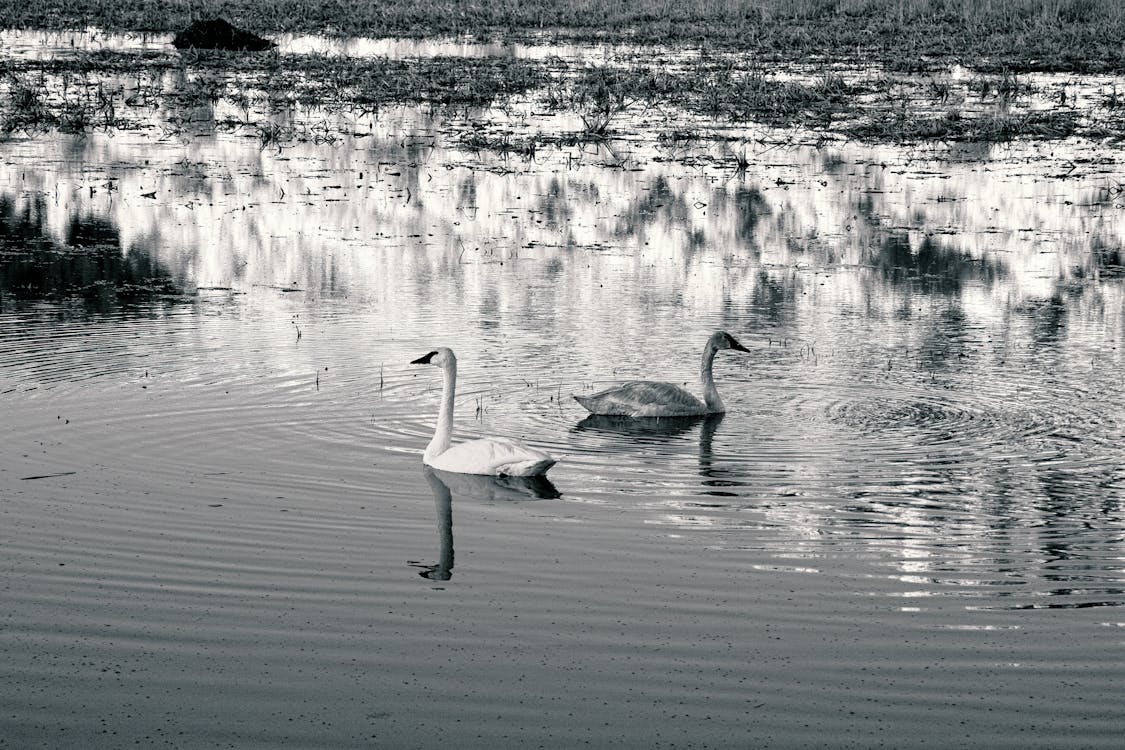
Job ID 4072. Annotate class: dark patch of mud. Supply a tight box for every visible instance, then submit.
[172,18,274,52]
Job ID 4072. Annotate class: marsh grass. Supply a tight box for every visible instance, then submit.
[2,71,132,134]
[847,107,1079,142]
[255,120,293,149]
[459,130,539,159]
[2,74,52,132]
[550,62,855,132]
[1,50,543,139]
[0,37,1119,146]
[566,66,661,137]
[698,68,852,125]
[346,57,543,110]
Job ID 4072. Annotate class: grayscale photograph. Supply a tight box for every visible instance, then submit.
[1,1,1123,747]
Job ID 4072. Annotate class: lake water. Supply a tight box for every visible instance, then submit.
[2,32,1125,749]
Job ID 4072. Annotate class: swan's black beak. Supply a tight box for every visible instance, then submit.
[730,338,750,353]
[411,351,438,365]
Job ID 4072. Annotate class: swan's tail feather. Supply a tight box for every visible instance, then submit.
[573,394,595,412]
[499,457,557,477]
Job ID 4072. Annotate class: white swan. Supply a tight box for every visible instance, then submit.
[573,331,750,417]
[410,347,557,477]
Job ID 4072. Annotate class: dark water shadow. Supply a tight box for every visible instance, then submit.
[427,467,561,501]
[869,233,1006,294]
[0,193,183,308]
[574,412,722,439]
[411,467,561,582]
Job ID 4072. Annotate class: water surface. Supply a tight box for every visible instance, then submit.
[2,35,1125,750]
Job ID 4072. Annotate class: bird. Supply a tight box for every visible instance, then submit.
[410,347,557,477]
[573,331,750,417]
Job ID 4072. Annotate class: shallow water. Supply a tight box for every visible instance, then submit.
[3,34,1125,750]
[0,26,629,60]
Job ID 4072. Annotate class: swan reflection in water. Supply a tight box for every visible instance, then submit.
[574,412,746,495]
[574,412,725,440]
[411,467,561,581]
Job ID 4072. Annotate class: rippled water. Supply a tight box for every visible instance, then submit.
[2,32,1125,750]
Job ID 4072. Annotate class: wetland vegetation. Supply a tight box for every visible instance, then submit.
[1,1,1123,146]
[1,27,1124,147]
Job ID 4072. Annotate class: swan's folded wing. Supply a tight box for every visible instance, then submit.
[429,437,556,477]
[574,380,706,417]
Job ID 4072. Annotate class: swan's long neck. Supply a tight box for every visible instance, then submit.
[426,359,456,460]
[700,341,724,412]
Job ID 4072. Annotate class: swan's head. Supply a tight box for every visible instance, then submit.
[711,331,750,353]
[411,347,456,367]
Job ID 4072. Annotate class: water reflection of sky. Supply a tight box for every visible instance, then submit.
[2,122,1121,308]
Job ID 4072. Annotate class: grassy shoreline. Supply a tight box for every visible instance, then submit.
[4,0,1125,72]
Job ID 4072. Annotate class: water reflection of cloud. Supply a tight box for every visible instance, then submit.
[1,114,1122,355]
